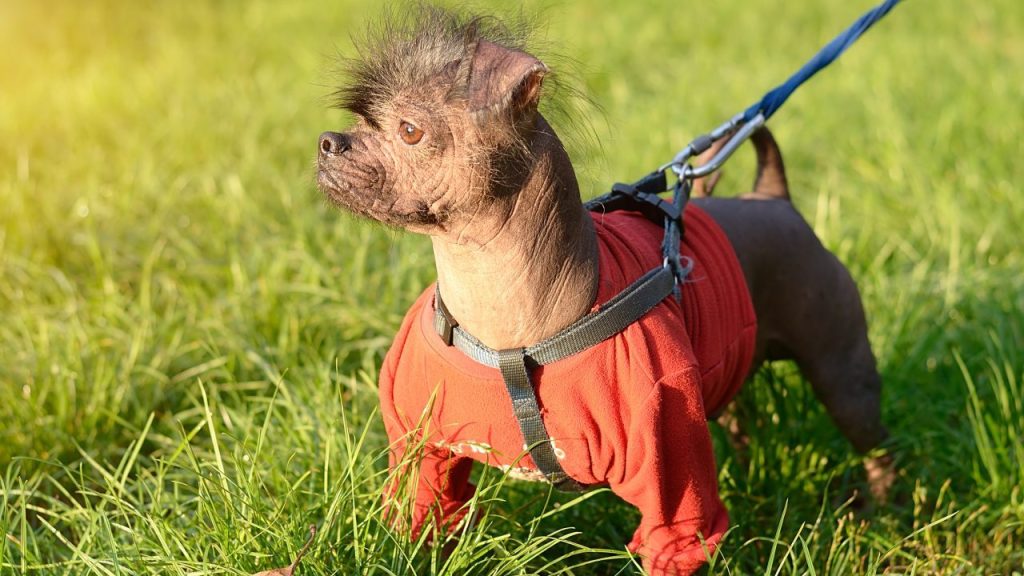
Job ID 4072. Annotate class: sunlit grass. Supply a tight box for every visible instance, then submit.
[1,0,1022,574]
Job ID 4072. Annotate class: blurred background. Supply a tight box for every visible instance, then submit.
[1,1,1021,574]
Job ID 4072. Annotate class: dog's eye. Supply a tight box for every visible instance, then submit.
[399,121,424,145]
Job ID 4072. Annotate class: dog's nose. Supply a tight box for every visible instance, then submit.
[319,131,350,156]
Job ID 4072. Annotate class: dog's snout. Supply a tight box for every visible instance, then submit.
[319,131,350,156]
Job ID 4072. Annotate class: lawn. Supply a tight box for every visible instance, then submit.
[1,0,1022,574]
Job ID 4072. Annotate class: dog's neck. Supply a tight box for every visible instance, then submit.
[430,116,599,349]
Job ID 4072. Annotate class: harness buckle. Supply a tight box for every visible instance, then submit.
[434,291,459,346]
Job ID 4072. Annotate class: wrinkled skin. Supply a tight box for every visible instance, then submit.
[318,39,600,347]
[317,39,542,242]
[318,89,509,235]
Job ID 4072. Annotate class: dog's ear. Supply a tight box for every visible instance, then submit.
[464,40,547,115]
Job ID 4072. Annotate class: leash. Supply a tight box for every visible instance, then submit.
[659,0,903,184]
[433,0,903,491]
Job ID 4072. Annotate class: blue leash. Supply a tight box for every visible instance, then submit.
[743,0,903,122]
[660,0,903,180]
[596,0,904,291]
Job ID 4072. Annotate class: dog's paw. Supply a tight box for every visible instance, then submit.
[865,453,897,505]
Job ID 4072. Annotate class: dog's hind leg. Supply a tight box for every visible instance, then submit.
[790,292,895,503]
[697,197,896,501]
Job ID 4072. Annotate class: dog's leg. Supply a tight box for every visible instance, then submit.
[796,343,895,504]
[791,301,895,503]
[698,197,895,503]
[715,403,751,459]
[797,337,887,454]
[767,246,895,504]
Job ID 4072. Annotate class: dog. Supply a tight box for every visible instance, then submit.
[316,8,893,575]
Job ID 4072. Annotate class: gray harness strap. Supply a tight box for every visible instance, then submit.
[435,267,675,367]
[433,267,675,491]
[497,348,585,491]
[431,172,691,491]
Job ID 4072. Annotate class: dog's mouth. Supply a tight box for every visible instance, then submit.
[316,165,450,230]
[316,166,346,203]
[316,164,371,214]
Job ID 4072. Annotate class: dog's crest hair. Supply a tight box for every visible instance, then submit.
[336,5,532,127]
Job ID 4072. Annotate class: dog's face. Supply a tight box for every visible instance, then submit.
[316,77,474,232]
[317,13,547,237]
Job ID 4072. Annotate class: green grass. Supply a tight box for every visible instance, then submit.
[1,0,1022,574]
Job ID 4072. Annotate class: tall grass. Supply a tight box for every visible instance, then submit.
[2,0,1022,573]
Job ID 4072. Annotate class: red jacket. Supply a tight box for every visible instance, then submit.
[379,204,757,575]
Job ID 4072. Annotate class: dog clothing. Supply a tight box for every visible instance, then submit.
[379,204,757,575]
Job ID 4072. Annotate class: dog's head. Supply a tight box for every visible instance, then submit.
[317,8,549,235]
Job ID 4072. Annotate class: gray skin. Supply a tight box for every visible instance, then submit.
[694,128,890,459]
[317,36,893,500]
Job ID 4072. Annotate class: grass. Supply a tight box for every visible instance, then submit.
[1,0,1022,573]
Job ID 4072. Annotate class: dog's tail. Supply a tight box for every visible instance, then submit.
[747,127,790,200]
[690,126,790,201]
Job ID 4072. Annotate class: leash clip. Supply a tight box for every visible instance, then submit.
[657,112,766,183]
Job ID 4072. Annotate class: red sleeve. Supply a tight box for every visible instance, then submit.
[379,346,476,539]
[609,367,728,575]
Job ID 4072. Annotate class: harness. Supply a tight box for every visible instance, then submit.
[433,171,693,491]
[430,0,903,491]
